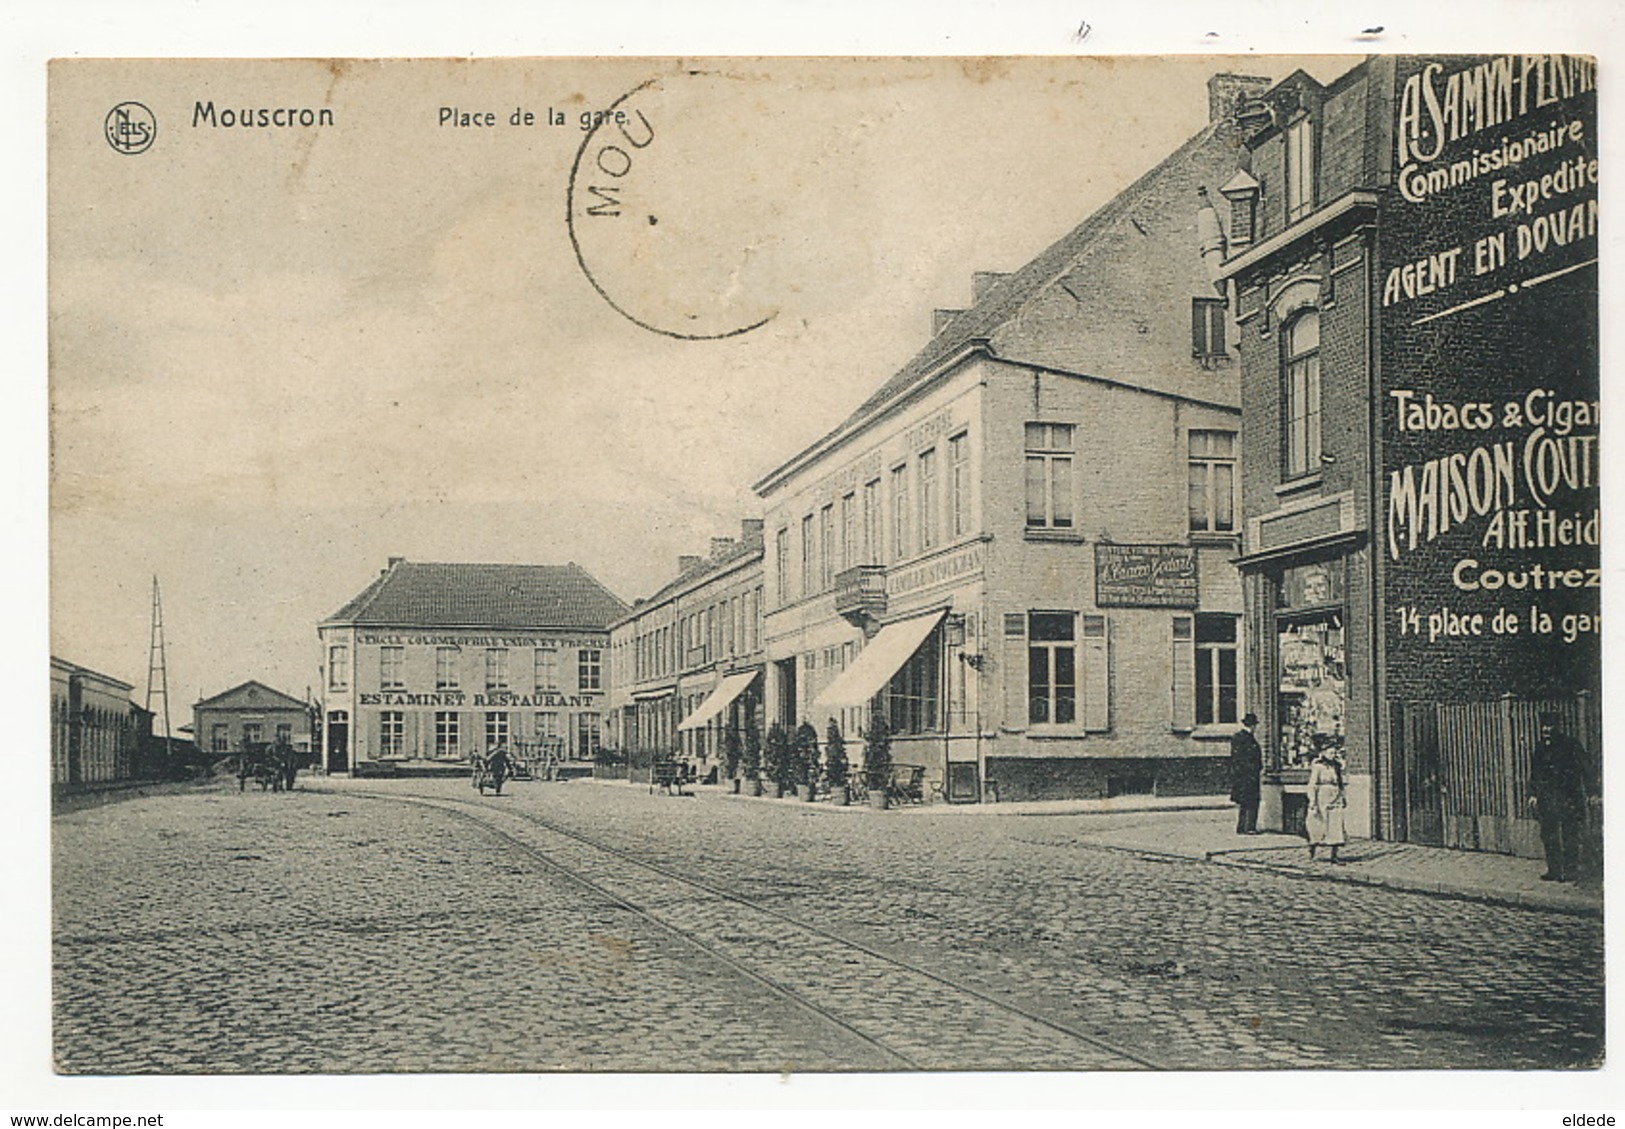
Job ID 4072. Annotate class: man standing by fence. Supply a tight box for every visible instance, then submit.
[1531,714,1591,883]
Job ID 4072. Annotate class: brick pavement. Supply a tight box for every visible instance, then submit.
[52,775,1604,1073]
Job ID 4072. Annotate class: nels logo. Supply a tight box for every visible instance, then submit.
[104,102,156,155]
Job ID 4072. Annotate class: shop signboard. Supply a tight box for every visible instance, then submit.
[1094,544,1199,608]
[1380,54,1599,700]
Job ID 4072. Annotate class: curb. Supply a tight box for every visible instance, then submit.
[1204,852,1603,918]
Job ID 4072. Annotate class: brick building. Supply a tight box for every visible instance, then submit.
[606,521,766,783]
[1216,56,1599,849]
[751,75,1271,802]
[318,559,627,775]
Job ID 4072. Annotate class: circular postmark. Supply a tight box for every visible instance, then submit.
[104,101,157,155]
[566,73,781,340]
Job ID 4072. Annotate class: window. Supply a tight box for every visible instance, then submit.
[1028,612,1077,725]
[775,527,790,606]
[380,646,404,690]
[887,627,941,735]
[949,431,970,538]
[435,711,460,758]
[918,447,938,550]
[890,464,910,560]
[1285,115,1316,222]
[1283,310,1322,478]
[724,597,736,657]
[484,711,509,751]
[820,504,835,589]
[485,648,509,692]
[436,647,459,691]
[576,713,601,759]
[276,723,292,745]
[211,723,228,753]
[801,514,815,597]
[328,644,349,691]
[1189,430,1237,533]
[841,492,857,572]
[535,649,559,692]
[1197,614,1240,726]
[1024,423,1075,530]
[535,711,559,741]
[863,479,881,564]
[578,649,602,691]
[242,722,263,747]
[1192,297,1227,359]
[378,712,403,758]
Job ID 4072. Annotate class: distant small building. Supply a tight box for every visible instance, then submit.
[50,657,151,786]
[193,681,313,759]
[318,558,628,775]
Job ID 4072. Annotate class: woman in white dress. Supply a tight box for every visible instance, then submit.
[1305,750,1348,862]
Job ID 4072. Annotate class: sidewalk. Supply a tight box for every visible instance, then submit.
[1031,804,1603,918]
[695,781,1604,917]
[441,775,1603,918]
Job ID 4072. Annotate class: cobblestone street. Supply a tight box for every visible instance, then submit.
[53,776,1604,1074]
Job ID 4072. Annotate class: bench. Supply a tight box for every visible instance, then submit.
[886,763,926,805]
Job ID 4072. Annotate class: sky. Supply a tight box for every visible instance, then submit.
[47,53,1369,720]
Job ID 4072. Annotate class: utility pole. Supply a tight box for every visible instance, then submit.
[145,575,174,769]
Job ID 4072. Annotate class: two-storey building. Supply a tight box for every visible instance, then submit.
[318,558,627,775]
[606,520,766,783]
[751,75,1272,802]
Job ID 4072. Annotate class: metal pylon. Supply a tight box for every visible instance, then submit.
[145,576,174,753]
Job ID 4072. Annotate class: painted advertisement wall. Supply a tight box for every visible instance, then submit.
[1378,55,1599,700]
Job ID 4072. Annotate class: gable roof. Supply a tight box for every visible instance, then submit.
[323,560,628,631]
[754,115,1230,495]
[195,680,308,711]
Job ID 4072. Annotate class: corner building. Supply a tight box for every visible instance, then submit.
[753,77,1271,802]
[318,558,628,775]
[1216,57,1599,850]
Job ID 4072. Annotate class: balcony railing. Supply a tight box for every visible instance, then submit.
[834,564,887,626]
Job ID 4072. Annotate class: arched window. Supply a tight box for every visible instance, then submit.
[1282,309,1322,478]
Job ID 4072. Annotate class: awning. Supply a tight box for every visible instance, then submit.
[676,670,760,732]
[812,610,947,711]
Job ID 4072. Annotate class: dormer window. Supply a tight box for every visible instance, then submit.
[1285,114,1316,223]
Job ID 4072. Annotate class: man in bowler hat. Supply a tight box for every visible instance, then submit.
[1531,713,1591,882]
[1230,712,1263,834]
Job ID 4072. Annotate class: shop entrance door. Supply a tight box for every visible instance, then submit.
[327,714,349,774]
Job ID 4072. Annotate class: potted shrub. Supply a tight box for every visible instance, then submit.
[764,722,792,798]
[723,727,743,794]
[742,724,763,796]
[793,722,820,801]
[864,714,893,810]
[824,719,850,806]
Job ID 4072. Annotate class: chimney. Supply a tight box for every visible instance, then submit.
[1207,73,1273,124]
[678,555,704,575]
[709,537,737,560]
[740,518,765,547]
[933,309,964,334]
[382,555,405,577]
[972,271,1009,300]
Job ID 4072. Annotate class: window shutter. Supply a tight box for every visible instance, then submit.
[1002,614,1027,731]
[1082,615,1110,732]
[1171,616,1195,731]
